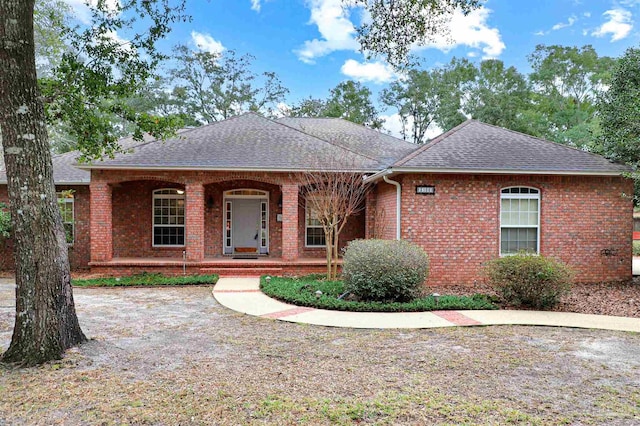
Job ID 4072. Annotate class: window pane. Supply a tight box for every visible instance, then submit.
[306,227,326,246]
[500,228,537,254]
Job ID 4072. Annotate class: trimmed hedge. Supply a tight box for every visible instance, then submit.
[483,253,573,309]
[260,275,496,312]
[72,273,219,287]
[633,240,640,256]
[342,239,429,302]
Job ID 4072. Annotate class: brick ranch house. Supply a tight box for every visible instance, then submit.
[0,113,633,284]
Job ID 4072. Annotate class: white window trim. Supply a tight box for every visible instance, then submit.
[499,186,540,256]
[57,192,74,246]
[152,188,186,248]
[305,194,326,248]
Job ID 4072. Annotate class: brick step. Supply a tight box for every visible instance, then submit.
[200,267,283,277]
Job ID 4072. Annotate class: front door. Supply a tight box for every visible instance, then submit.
[232,199,261,253]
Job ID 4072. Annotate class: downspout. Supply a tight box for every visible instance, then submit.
[383,175,401,240]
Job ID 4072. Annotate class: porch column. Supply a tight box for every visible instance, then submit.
[185,182,205,262]
[281,183,299,261]
[90,181,112,262]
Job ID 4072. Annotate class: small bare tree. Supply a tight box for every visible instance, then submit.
[298,170,370,281]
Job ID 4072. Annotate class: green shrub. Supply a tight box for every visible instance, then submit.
[633,241,640,256]
[72,272,219,287]
[483,253,574,309]
[0,203,10,240]
[260,275,496,312]
[342,239,429,302]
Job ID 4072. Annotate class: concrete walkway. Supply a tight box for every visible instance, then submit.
[213,277,640,332]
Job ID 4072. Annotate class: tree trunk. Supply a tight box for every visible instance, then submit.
[325,228,333,281]
[0,0,86,366]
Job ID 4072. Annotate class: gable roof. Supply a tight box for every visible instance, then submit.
[276,117,416,168]
[385,119,629,176]
[78,113,380,172]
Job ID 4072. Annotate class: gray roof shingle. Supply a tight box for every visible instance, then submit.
[391,119,629,174]
[81,113,380,171]
[276,117,417,167]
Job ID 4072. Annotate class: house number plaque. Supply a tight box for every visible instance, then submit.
[416,185,435,195]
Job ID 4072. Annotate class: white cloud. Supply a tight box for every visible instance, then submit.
[415,7,505,59]
[250,0,261,12]
[583,12,591,18]
[191,31,225,54]
[295,0,360,64]
[592,8,633,41]
[297,2,503,63]
[63,0,120,25]
[340,59,397,84]
[552,16,577,31]
[534,30,547,36]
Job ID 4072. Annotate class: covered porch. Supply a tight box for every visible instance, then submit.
[89,256,338,277]
[88,169,365,276]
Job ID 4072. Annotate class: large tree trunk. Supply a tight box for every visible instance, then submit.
[0,0,86,366]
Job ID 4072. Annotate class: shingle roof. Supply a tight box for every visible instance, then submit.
[0,116,630,185]
[80,113,380,171]
[0,133,155,184]
[390,119,629,174]
[276,117,416,168]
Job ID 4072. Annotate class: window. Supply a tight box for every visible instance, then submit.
[305,195,326,247]
[57,192,74,245]
[153,189,185,246]
[500,187,540,255]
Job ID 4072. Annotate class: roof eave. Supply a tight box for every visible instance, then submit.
[75,164,380,174]
[364,167,628,183]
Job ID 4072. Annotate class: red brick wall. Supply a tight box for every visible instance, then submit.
[297,197,366,258]
[374,181,398,240]
[396,174,633,285]
[0,184,90,270]
[112,180,185,258]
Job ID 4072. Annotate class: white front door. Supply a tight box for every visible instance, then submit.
[232,199,261,252]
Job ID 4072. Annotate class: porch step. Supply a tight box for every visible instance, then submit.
[200,267,284,277]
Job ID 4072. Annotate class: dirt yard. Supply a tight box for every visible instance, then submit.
[1,280,640,425]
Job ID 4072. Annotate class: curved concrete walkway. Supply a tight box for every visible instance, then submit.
[213,277,640,332]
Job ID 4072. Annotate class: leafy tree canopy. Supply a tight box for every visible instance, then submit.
[346,0,482,67]
[598,47,640,168]
[290,80,383,129]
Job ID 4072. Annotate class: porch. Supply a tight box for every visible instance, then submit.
[89,256,339,277]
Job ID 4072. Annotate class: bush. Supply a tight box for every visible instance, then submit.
[72,272,219,287]
[0,203,10,240]
[260,275,496,312]
[483,253,574,309]
[342,239,429,302]
[633,241,640,256]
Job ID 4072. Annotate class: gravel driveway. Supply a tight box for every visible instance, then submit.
[1,281,640,425]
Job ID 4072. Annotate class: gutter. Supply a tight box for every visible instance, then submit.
[365,167,626,182]
[382,174,401,240]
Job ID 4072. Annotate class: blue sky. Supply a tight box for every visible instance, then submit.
[66,0,640,135]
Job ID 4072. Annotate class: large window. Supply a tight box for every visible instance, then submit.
[305,195,326,247]
[500,187,540,255]
[57,192,74,245]
[153,188,185,246]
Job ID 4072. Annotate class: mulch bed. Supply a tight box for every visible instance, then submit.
[428,278,640,318]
